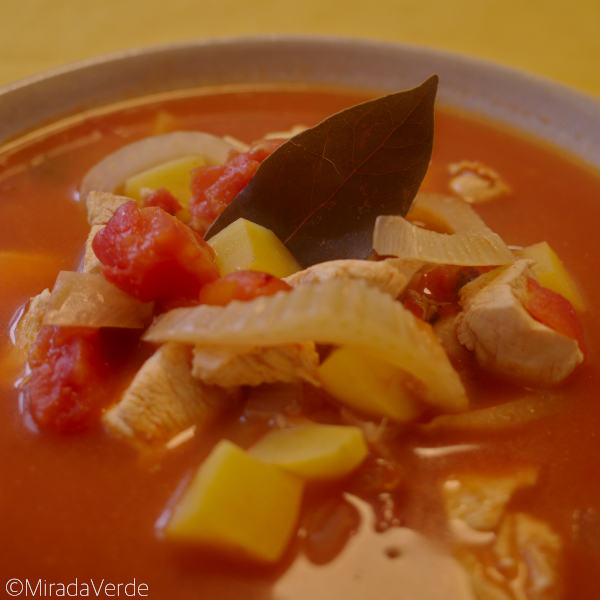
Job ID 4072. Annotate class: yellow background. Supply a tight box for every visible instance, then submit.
[2,0,600,98]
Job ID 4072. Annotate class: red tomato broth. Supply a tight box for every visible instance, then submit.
[1,88,600,598]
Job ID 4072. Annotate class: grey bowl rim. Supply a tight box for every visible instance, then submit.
[1,34,599,171]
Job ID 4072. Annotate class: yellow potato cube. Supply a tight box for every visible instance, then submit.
[520,241,585,311]
[164,439,304,564]
[0,251,63,292]
[248,422,368,481]
[207,218,302,277]
[123,155,207,203]
[318,346,422,423]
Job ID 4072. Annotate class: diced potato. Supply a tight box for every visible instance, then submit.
[318,346,422,423]
[207,218,302,278]
[123,155,207,203]
[164,439,304,564]
[0,251,63,293]
[248,422,368,481]
[520,241,585,311]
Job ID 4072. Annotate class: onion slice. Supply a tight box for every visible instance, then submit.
[410,193,494,234]
[44,271,154,328]
[419,394,562,433]
[373,215,515,266]
[144,279,468,412]
[80,132,236,199]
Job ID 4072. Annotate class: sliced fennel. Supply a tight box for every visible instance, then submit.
[373,215,515,266]
[144,279,468,412]
[80,131,235,199]
[44,271,154,328]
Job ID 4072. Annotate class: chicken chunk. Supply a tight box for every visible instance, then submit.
[284,258,423,299]
[104,342,238,449]
[445,469,562,600]
[86,190,132,226]
[500,513,562,599]
[432,304,478,379]
[448,160,511,204]
[460,513,562,600]
[192,342,320,387]
[455,260,583,385]
[82,191,131,273]
[443,469,538,533]
[11,288,52,362]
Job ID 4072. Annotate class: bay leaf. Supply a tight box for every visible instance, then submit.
[206,75,438,267]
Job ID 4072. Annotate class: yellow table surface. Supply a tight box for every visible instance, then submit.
[2,0,600,98]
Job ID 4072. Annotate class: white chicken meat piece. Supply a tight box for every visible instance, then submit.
[10,288,52,363]
[443,469,538,533]
[460,512,563,600]
[505,513,562,600]
[284,258,423,299]
[192,342,320,387]
[104,342,238,449]
[455,260,583,385]
[448,160,511,204]
[82,191,132,273]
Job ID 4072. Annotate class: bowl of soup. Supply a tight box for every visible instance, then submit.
[1,36,600,600]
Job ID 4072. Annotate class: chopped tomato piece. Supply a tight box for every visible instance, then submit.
[27,325,107,433]
[198,270,292,306]
[523,277,587,356]
[92,201,219,303]
[402,289,439,321]
[189,138,284,235]
[411,265,493,303]
[140,187,182,215]
[403,295,426,320]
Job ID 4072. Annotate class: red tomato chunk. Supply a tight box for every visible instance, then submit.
[198,270,292,306]
[189,139,284,235]
[140,187,182,215]
[523,277,587,357]
[92,201,219,303]
[411,265,494,304]
[27,326,107,433]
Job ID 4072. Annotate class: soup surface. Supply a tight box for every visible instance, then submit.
[1,87,600,599]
